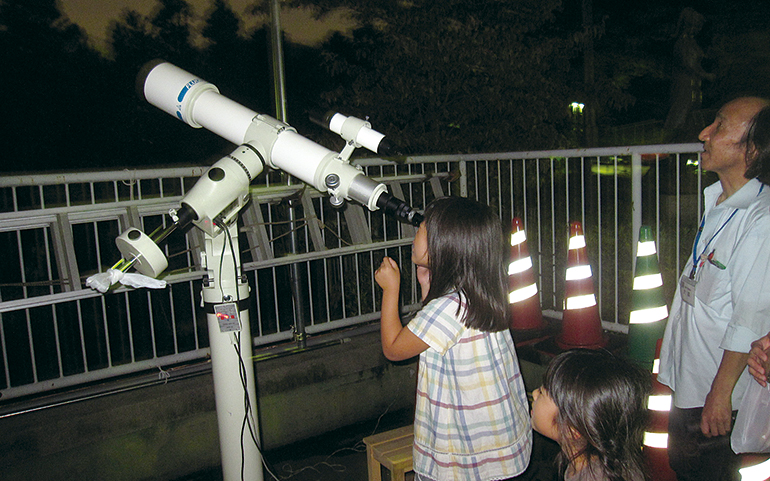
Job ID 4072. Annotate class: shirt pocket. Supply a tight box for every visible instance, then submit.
[695,251,731,307]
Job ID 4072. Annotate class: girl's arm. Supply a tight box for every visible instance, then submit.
[375,257,429,361]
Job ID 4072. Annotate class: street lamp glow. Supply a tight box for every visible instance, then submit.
[570,102,585,114]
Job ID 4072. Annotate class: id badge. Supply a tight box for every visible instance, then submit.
[680,275,696,306]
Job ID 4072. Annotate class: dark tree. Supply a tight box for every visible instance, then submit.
[302,0,580,153]
[0,0,125,171]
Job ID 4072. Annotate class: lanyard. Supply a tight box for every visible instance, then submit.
[690,209,737,278]
[689,183,765,278]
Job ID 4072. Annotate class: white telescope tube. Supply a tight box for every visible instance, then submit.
[139,60,422,225]
[141,60,259,145]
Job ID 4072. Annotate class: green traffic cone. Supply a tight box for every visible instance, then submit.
[627,226,668,371]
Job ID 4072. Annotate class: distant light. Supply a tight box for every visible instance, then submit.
[570,102,585,114]
[686,158,699,166]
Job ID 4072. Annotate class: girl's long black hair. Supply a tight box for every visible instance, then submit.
[421,196,509,332]
[542,349,650,481]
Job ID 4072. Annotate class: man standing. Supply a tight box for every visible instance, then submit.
[659,96,770,480]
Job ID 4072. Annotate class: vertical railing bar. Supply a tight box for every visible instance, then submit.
[550,157,557,307]
[25,309,39,383]
[272,266,281,334]
[323,255,331,325]
[592,156,602,317]
[305,261,314,326]
[535,159,543,307]
[581,156,586,224]
[52,304,64,379]
[355,253,362,316]
[75,299,88,372]
[43,225,55,297]
[522,159,528,226]
[511,159,517,220]
[594,156,601,319]
[12,185,19,212]
[168,286,179,354]
[337,255,346,319]
[565,157,570,228]
[656,154,661,248]
[674,155,680,276]
[93,221,103,279]
[370,250,377,317]
[252,271,263,338]
[0,311,10,388]
[146,290,158,360]
[124,292,136,363]
[613,156,619,324]
[16,230,28,300]
[489,160,494,207]
[100,296,113,368]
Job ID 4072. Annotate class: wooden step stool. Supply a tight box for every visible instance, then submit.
[363,424,414,481]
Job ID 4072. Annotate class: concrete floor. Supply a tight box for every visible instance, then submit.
[176,407,561,481]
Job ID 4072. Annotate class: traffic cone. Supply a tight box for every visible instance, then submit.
[627,226,669,371]
[508,218,544,330]
[739,455,770,481]
[643,339,677,481]
[556,221,606,349]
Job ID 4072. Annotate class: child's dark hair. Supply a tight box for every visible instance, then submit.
[421,196,509,332]
[542,349,650,481]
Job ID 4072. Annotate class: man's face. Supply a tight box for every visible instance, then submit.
[698,98,764,178]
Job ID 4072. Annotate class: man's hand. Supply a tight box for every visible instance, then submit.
[701,389,733,437]
[701,350,750,437]
[748,333,770,387]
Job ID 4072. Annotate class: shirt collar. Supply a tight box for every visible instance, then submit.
[705,177,764,210]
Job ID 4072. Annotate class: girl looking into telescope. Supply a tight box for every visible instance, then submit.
[375,196,532,480]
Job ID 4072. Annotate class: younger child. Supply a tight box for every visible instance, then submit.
[531,349,650,481]
[375,196,532,481]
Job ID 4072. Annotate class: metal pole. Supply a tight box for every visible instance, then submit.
[269,0,287,121]
[269,0,307,348]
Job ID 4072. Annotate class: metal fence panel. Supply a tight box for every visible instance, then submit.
[0,144,705,401]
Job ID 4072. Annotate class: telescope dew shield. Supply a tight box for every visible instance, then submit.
[140,60,258,145]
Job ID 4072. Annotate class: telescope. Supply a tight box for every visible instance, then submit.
[106,61,424,278]
[85,60,426,481]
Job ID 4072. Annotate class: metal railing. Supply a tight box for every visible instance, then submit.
[0,143,706,401]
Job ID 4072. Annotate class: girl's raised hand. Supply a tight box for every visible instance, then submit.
[375,257,401,292]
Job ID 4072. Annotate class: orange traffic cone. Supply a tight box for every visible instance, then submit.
[556,221,606,349]
[643,339,677,481]
[508,218,544,330]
